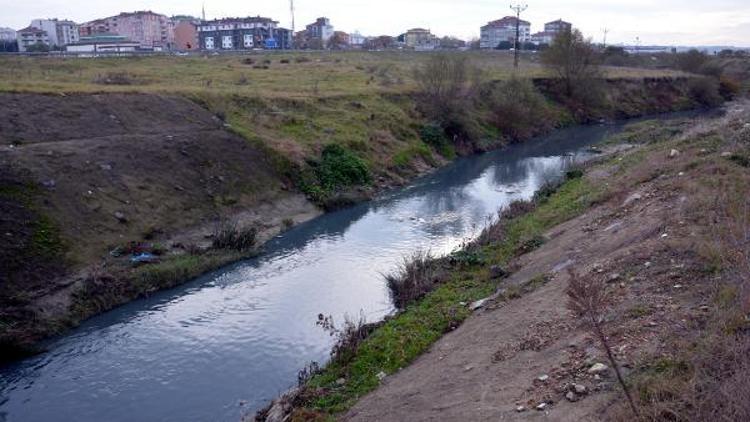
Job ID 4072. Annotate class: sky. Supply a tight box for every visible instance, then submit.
[1,0,749,47]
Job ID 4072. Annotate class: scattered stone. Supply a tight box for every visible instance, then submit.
[516,406,527,413]
[536,402,548,411]
[588,363,609,374]
[721,152,732,157]
[537,374,550,382]
[669,149,680,158]
[622,192,643,207]
[565,391,579,402]
[470,298,490,311]
[464,365,474,372]
[114,211,128,223]
[644,261,652,268]
[376,371,387,381]
[607,273,621,283]
[41,179,56,189]
[99,163,112,171]
[490,265,508,279]
[573,384,588,395]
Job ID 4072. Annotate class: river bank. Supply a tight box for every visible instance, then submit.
[0,52,724,363]
[266,102,750,421]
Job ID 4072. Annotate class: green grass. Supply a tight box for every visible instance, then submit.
[299,175,598,416]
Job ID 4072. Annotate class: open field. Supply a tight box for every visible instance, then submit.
[0,51,685,97]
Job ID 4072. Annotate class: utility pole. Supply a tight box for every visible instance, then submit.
[510,3,528,69]
[602,28,609,48]
[290,0,296,49]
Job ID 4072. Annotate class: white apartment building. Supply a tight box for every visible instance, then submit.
[480,16,531,49]
[30,19,79,47]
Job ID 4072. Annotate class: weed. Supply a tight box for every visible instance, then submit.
[211,220,258,252]
[384,250,444,309]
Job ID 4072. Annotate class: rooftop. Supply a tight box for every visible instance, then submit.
[483,16,531,28]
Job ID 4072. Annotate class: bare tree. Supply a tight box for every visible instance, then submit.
[542,29,601,98]
[566,269,639,417]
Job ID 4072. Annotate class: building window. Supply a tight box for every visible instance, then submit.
[243,34,253,48]
[205,36,214,49]
[222,35,233,49]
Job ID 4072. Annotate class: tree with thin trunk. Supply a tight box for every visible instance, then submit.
[566,269,639,417]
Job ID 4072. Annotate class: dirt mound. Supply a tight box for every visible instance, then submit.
[0,93,221,145]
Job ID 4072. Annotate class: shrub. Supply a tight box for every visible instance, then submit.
[314,144,371,191]
[413,54,484,140]
[419,123,454,157]
[485,77,557,141]
[93,72,135,85]
[719,75,742,100]
[211,220,257,252]
[384,250,444,309]
[688,77,723,107]
[541,29,602,100]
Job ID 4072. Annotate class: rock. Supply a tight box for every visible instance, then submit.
[335,378,346,386]
[565,391,578,402]
[721,152,732,157]
[588,363,609,374]
[536,402,548,411]
[516,406,527,412]
[261,387,300,422]
[490,265,508,279]
[114,211,128,223]
[622,192,643,207]
[470,298,489,311]
[537,374,550,382]
[41,179,56,189]
[99,163,112,171]
[607,273,621,283]
[376,371,387,381]
[669,149,680,158]
[573,384,588,395]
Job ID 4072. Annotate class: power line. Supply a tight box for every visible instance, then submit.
[510,2,528,69]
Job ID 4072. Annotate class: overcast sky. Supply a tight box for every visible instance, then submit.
[2,0,749,46]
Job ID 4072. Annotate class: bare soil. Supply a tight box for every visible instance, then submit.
[342,109,739,421]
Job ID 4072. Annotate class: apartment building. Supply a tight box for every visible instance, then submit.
[16,26,50,51]
[30,19,79,47]
[480,16,531,49]
[198,16,291,50]
[305,17,334,43]
[80,11,174,50]
[405,28,438,50]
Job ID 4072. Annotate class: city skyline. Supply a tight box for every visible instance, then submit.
[1,0,749,47]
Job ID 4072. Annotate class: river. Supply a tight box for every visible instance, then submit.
[0,120,644,421]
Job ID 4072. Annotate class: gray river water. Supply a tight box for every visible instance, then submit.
[0,120,646,422]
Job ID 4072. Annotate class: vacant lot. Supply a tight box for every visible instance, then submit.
[0,51,682,97]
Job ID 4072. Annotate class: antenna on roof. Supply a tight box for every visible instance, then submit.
[202,3,206,21]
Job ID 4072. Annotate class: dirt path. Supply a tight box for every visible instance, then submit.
[343,148,705,421]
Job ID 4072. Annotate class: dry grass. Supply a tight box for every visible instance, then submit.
[0,51,682,98]
[384,250,445,309]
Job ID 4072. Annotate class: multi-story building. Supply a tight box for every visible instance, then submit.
[348,31,366,48]
[66,34,141,54]
[16,26,50,52]
[405,28,438,50]
[305,17,334,43]
[198,17,291,50]
[480,16,531,49]
[0,27,16,41]
[544,19,572,34]
[30,19,79,47]
[172,16,199,50]
[80,11,174,50]
[530,19,572,46]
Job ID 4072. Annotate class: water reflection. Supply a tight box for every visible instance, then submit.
[0,120,634,422]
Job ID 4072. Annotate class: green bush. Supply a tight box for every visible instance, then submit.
[419,123,455,157]
[315,144,371,191]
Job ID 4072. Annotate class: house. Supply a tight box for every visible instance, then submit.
[30,19,79,47]
[544,19,572,34]
[65,34,140,54]
[80,11,174,50]
[305,17,334,43]
[480,16,531,49]
[530,19,572,46]
[16,26,50,52]
[198,16,291,50]
[405,28,438,50]
[172,16,199,51]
